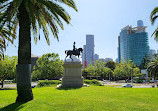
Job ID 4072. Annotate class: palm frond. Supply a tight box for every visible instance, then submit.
[38,14,50,45]
[37,0,71,24]
[26,1,38,44]
[150,7,158,25]
[38,5,59,40]
[56,0,78,11]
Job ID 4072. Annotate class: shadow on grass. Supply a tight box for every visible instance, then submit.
[57,87,82,90]
[0,103,24,111]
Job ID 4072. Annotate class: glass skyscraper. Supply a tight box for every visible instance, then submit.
[86,35,94,66]
[82,35,95,68]
[118,20,149,66]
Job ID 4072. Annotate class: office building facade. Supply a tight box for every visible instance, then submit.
[86,35,94,66]
[118,20,149,66]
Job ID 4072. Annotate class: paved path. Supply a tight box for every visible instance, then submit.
[3,82,38,88]
[2,81,156,88]
[99,81,156,88]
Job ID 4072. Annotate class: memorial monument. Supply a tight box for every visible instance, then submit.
[57,42,87,87]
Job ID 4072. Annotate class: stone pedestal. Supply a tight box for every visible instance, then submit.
[59,62,84,87]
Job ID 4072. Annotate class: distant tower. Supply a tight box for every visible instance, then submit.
[94,54,99,61]
[86,35,94,66]
[137,20,144,27]
[137,20,144,33]
[118,36,121,63]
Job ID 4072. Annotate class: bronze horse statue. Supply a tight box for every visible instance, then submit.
[65,48,83,61]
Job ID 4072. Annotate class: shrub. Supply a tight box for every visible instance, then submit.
[84,79,103,86]
[37,80,61,87]
[37,79,103,87]
[136,80,143,83]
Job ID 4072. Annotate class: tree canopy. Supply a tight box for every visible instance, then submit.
[147,56,158,80]
[0,56,17,88]
[84,61,112,79]
[32,53,63,80]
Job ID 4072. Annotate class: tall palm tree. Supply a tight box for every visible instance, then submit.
[150,7,158,41]
[147,57,158,80]
[0,0,77,102]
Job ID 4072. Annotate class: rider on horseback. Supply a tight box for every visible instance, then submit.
[65,42,83,61]
[73,42,77,52]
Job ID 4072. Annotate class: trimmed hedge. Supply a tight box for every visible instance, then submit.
[37,80,61,87]
[37,79,103,87]
[136,80,143,83]
[84,79,103,86]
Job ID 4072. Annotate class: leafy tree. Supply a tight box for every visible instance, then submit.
[32,53,63,80]
[0,56,17,88]
[84,64,95,78]
[105,61,116,71]
[128,60,136,68]
[84,61,112,80]
[147,57,158,80]
[132,67,141,77]
[0,0,77,102]
[114,61,140,80]
[94,61,106,77]
[102,67,113,80]
[113,64,124,78]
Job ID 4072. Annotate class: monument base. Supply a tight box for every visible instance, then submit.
[57,83,89,88]
[58,61,89,88]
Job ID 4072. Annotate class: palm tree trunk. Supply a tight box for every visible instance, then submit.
[16,1,33,103]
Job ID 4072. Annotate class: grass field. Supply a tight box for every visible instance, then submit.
[0,86,158,111]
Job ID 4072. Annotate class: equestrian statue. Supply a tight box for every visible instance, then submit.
[65,42,83,61]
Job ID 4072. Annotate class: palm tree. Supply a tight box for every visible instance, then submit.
[147,57,158,80]
[0,28,16,60]
[150,7,158,40]
[0,0,77,102]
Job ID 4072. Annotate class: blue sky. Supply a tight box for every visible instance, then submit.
[5,0,158,60]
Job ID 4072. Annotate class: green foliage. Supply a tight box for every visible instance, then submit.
[133,67,142,77]
[37,80,61,87]
[150,7,158,41]
[105,61,116,71]
[0,28,16,60]
[84,64,96,76]
[0,56,17,88]
[84,79,103,86]
[32,53,63,80]
[0,0,77,44]
[136,80,143,83]
[37,79,103,87]
[1,0,77,103]
[139,55,150,69]
[84,61,112,79]
[114,60,141,79]
[147,56,158,79]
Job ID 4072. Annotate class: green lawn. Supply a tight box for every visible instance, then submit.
[0,86,158,111]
